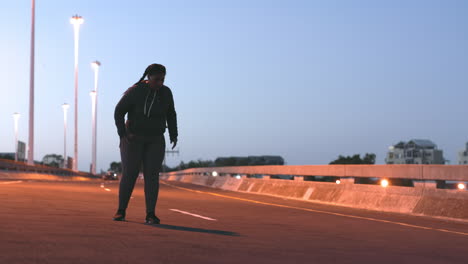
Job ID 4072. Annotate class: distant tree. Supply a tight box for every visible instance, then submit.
[187,159,214,168]
[178,161,187,170]
[215,156,284,166]
[109,161,122,173]
[166,159,215,172]
[329,153,376,165]
[236,157,250,166]
[0,153,14,161]
[215,157,237,167]
[42,154,64,168]
[165,156,284,172]
[362,153,376,164]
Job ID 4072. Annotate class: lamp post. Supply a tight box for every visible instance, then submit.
[62,103,70,168]
[90,61,100,174]
[89,91,97,174]
[27,0,35,165]
[70,15,84,171]
[13,113,20,162]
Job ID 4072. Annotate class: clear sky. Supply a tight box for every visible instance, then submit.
[1,0,467,172]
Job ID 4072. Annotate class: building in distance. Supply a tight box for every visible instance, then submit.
[458,142,468,165]
[385,139,445,164]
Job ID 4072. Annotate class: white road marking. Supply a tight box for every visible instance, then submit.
[170,209,217,221]
[105,188,111,192]
[164,182,468,237]
[0,181,23,185]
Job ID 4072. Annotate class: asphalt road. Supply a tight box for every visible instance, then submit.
[0,179,467,264]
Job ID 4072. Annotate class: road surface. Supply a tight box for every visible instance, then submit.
[0,179,467,263]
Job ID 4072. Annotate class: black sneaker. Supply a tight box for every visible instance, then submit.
[145,212,160,224]
[113,209,126,221]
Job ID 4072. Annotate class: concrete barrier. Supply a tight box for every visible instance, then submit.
[0,171,100,182]
[161,166,468,221]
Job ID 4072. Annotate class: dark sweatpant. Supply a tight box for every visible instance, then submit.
[118,135,165,214]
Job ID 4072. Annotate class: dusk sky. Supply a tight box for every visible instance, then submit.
[1,0,467,172]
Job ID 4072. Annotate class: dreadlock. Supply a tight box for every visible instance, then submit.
[134,63,166,85]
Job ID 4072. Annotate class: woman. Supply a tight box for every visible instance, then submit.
[113,63,178,224]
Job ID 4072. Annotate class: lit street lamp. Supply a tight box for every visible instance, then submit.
[13,113,20,162]
[62,103,70,168]
[89,91,97,174]
[70,15,84,171]
[90,61,101,174]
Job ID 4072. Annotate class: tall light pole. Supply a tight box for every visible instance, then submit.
[27,0,35,165]
[90,61,101,175]
[70,15,84,171]
[89,91,97,174]
[62,103,70,168]
[13,113,21,162]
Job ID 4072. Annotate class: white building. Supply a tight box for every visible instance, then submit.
[385,139,445,165]
[458,142,468,165]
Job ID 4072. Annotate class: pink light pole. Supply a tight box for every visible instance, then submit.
[90,61,101,174]
[27,0,35,165]
[70,15,84,171]
[13,113,21,162]
[89,91,97,174]
[62,103,70,168]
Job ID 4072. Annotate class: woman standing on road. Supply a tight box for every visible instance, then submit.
[113,63,178,224]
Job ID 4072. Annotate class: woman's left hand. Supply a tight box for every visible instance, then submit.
[170,139,177,149]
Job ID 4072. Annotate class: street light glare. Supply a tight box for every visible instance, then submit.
[458,183,466,190]
[70,15,84,25]
[381,179,389,188]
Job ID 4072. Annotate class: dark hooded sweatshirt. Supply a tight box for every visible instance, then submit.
[114,82,178,141]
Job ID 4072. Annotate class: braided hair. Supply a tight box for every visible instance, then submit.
[134,63,166,85]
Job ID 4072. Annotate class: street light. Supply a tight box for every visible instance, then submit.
[27,0,35,165]
[70,15,84,171]
[89,91,97,174]
[90,61,101,175]
[62,103,69,168]
[13,113,20,162]
[381,179,389,188]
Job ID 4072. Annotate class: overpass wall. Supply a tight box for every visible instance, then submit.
[0,159,100,181]
[161,165,468,221]
[0,171,100,181]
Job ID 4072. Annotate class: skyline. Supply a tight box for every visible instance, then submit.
[1,0,468,172]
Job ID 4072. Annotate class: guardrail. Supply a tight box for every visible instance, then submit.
[161,165,468,220]
[0,158,98,178]
[162,164,468,181]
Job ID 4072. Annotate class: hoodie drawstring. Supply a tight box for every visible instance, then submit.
[144,90,156,117]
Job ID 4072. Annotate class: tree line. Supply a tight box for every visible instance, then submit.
[4,153,376,172]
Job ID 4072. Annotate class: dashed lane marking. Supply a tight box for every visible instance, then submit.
[170,209,217,221]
